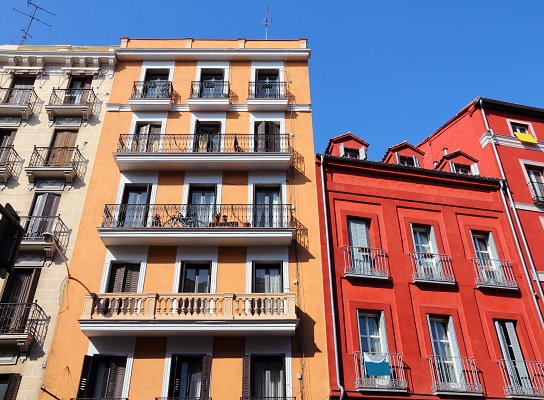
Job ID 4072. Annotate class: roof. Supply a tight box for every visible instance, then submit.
[381,140,424,162]
[325,132,369,154]
[435,149,478,170]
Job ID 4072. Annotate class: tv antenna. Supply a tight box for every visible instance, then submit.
[14,1,55,45]
[261,6,271,40]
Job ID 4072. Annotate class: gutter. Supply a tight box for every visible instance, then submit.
[319,154,345,400]
[479,99,544,330]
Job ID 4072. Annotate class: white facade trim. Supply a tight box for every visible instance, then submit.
[250,61,285,81]
[506,118,537,139]
[195,61,230,82]
[480,131,544,152]
[139,60,175,81]
[100,246,149,293]
[513,202,544,213]
[182,171,223,206]
[107,103,311,113]
[174,246,219,293]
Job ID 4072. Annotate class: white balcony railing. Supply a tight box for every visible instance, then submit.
[498,359,544,397]
[410,252,455,283]
[427,355,482,394]
[472,258,517,289]
[353,352,407,391]
[343,246,389,279]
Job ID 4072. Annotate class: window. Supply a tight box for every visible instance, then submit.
[471,231,505,285]
[242,355,285,399]
[7,77,35,105]
[397,155,418,167]
[107,263,140,293]
[143,69,170,98]
[64,77,91,105]
[0,130,15,164]
[358,312,388,354]
[77,355,127,399]
[26,192,61,239]
[0,374,21,400]
[255,69,280,98]
[179,263,210,293]
[132,123,161,153]
[188,186,216,227]
[428,317,463,389]
[510,121,538,144]
[254,121,280,152]
[199,69,226,98]
[47,130,78,166]
[168,355,211,399]
[254,186,281,228]
[193,121,220,153]
[343,148,359,159]
[253,263,282,293]
[119,185,151,227]
[495,320,532,391]
[0,269,40,333]
[347,218,374,274]
[411,225,442,280]
[527,168,544,204]
[452,164,471,175]
[511,123,529,135]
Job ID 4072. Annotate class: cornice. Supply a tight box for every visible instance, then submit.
[106,103,311,112]
[480,131,544,152]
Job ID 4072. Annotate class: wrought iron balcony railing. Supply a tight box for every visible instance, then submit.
[0,87,39,113]
[48,88,98,107]
[117,134,292,154]
[472,257,517,288]
[71,398,128,400]
[498,359,544,397]
[343,246,389,279]
[410,252,455,283]
[190,81,229,99]
[157,397,211,400]
[28,146,85,171]
[248,82,286,99]
[18,215,69,251]
[529,181,544,206]
[240,397,295,400]
[0,302,47,338]
[428,355,482,393]
[83,292,297,320]
[353,352,407,391]
[131,81,172,99]
[0,146,22,175]
[101,204,293,229]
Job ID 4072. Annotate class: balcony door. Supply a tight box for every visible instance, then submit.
[472,232,503,283]
[358,312,391,382]
[132,123,161,153]
[253,263,282,294]
[188,186,216,227]
[168,355,211,399]
[254,121,280,152]
[348,218,373,274]
[200,70,225,98]
[0,269,40,332]
[107,263,140,293]
[495,320,532,391]
[47,130,77,166]
[243,355,285,399]
[179,263,210,293]
[412,225,440,279]
[77,355,127,399]
[26,192,60,239]
[428,317,462,388]
[144,70,169,98]
[527,168,544,200]
[193,121,220,153]
[256,69,279,98]
[254,187,281,228]
[6,77,34,105]
[64,77,91,105]
[120,185,151,227]
[0,130,15,165]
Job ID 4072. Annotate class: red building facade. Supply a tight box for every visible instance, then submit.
[317,133,544,399]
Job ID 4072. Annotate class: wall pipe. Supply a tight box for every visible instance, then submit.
[319,154,345,400]
[479,99,544,330]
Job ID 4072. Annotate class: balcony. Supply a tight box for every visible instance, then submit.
[71,398,127,400]
[529,182,544,207]
[472,258,518,290]
[410,252,456,285]
[18,215,69,258]
[45,89,98,123]
[247,82,288,111]
[115,134,293,172]
[128,81,172,111]
[0,303,48,352]
[353,352,407,391]
[241,398,295,400]
[188,81,230,111]
[342,246,389,280]
[0,87,40,123]
[79,292,298,337]
[97,204,295,246]
[0,146,22,186]
[428,355,482,394]
[25,146,85,188]
[498,359,544,398]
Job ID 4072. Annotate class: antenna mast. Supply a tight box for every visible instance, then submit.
[15,1,55,45]
[261,7,271,40]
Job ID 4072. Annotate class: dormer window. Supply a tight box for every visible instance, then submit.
[398,155,418,167]
[339,144,366,160]
[452,163,471,175]
[343,148,359,159]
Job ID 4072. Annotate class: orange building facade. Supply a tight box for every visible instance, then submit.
[317,133,544,399]
[39,38,328,400]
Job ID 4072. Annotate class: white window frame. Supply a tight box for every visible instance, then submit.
[427,316,463,386]
[100,247,149,293]
[357,311,389,354]
[139,61,175,82]
[249,112,286,153]
[195,61,230,84]
[114,172,158,229]
[507,118,536,139]
[246,246,289,293]
[189,112,227,152]
[395,153,419,167]
[129,112,167,151]
[251,61,285,84]
[182,171,223,207]
[174,247,218,293]
[248,171,287,229]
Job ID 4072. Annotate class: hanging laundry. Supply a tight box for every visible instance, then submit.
[364,352,390,376]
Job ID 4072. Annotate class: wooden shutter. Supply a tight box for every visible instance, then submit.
[358,147,366,160]
[201,355,212,399]
[5,374,21,400]
[242,355,251,399]
[77,355,94,398]
[51,131,77,166]
[42,193,61,217]
[149,124,161,152]
[256,122,266,152]
[137,124,150,152]
[105,356,126,399]
[170,355,181,397]
[123,264,140,293]
[470,163,480,175]
[108,264,126,293]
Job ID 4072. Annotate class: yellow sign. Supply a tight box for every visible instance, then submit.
[514,132,538,144]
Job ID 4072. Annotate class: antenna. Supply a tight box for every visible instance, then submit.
[14,1,55,45]
[261,6,271,40]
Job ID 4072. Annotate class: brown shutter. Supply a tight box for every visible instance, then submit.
[170,355,181,397]
[149,124,161,152]
[108,264,125,293]
[42,193,61,217]
[77,355,94,398]
[201,355,212,399]
[51,131,77,166]
[256,122,266,152]
[5,374,21,400]
[112,357,127,398]
[124,264,140,293]
[241,355,251,399]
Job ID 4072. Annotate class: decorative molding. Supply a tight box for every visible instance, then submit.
[513,202,544,213]
[480,131,544,152]
[107,103,311,113]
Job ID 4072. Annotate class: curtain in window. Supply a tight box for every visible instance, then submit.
[252,358,284,398]
[348,218,372,274]
[254,188,280,228]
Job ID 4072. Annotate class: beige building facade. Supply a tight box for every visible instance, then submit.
[0,44,116,399]
[39,38,329,400]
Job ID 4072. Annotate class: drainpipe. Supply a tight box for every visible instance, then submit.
[479,99,544,330]
[319,154,345,400]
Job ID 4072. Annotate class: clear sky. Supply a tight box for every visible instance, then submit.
[1,0,543,160]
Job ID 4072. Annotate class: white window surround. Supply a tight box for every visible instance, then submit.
[357,311,389,353]
[189,112,227,149]
[128,112,168,150]
[99,246,149,293]
[174,247,218,293]
[250,61,285,82]
[115,172,158,205]
[182,171,223,205]
[87,337,136,400]
[245,336,292,398]
[246,246,289,293]
[507,118,536,138]
[250,112,285,134]
[161,337,213,398]
[138,61,175,81]
[248,171,288,229]
[520,159,544,185]
[195,61,230,82]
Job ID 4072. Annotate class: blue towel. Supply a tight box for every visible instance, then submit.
[364,353,391,376]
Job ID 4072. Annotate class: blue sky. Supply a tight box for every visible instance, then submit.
[2,0,544,160]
